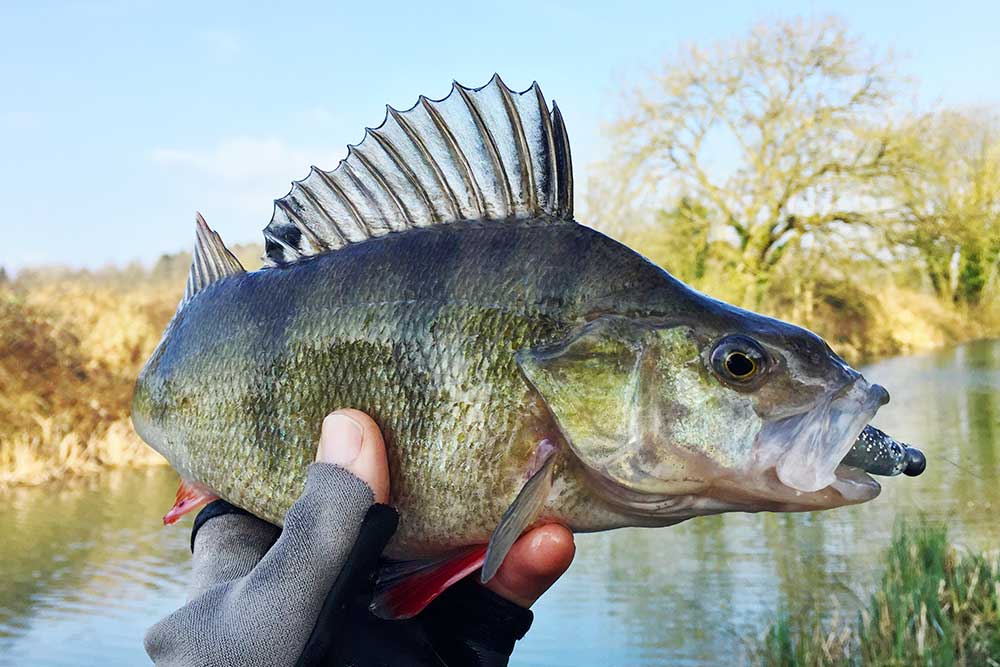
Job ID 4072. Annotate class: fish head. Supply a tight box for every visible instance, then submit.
[517,312,888,522]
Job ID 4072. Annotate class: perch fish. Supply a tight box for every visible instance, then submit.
[131,76,926,619]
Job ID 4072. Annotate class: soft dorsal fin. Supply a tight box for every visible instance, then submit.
[183,213,246,303]
[262,74,574,266]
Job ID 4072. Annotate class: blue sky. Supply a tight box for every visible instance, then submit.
[2,0,998,272]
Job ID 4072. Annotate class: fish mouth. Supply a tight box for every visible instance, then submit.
[745,378,892,509]
[708,398,928,513]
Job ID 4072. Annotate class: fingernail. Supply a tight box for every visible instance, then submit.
[318,413,364,465]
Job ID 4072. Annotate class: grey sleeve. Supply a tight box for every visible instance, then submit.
[144,463,374,667]
[185,513,280,600]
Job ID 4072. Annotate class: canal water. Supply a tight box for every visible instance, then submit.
[1,340,997,665]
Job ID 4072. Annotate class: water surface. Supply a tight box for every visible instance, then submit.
[1,340,998,666]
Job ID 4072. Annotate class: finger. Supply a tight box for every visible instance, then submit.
[317,409,390,504]
[484,524,575,608]
[188,505,281,598]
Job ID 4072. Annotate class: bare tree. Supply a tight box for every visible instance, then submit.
[598,17,904,302]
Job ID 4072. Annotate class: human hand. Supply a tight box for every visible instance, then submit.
[145,409,575,666]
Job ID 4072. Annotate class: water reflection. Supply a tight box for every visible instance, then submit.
[0,341,997,666]
[0,468,189,666]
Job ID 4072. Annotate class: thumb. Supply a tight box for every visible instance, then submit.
[316,409,391,504]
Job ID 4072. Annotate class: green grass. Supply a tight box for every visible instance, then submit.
[751,523,1000,667]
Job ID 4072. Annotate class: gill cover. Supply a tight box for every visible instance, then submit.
[516,317,761,496]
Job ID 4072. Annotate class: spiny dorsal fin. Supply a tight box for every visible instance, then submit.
[183,213,246,303]
[263,75,574,266]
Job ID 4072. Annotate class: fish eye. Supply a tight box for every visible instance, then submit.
[710,335,768,386]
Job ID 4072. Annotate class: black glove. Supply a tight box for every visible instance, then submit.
[144,463,533,666]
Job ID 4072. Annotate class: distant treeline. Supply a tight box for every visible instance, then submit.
[8,243,263,294]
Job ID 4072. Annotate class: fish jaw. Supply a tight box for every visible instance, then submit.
[653,379,884,513]
[638,378,889,516]
[743,376,889,504]
[566,452,881,526]
[709,464,881,513]
[570,377,889,521]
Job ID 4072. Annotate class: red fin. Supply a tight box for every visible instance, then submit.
[163,479,217,525]
[370,545,488,620]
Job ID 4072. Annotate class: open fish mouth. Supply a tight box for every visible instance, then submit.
[751,378,925,507]
[586,378,928,520]
[757,378,889,492]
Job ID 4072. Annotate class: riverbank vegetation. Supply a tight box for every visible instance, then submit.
[1,16,997,487]
[0,246,261,485]
[750,522,1000,667]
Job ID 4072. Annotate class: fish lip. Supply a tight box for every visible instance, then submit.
[578,458,881,520]
[764,376,886,494]
[830,464,882,503]
[708,463,881,512]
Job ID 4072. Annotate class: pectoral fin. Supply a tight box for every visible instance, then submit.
[163,479,217,525]
[480,440,557,584]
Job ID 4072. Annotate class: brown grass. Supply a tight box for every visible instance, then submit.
[762,282,978,367]
[0,244,263,486]
[0,416,165,485]
[0,282,177,485]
